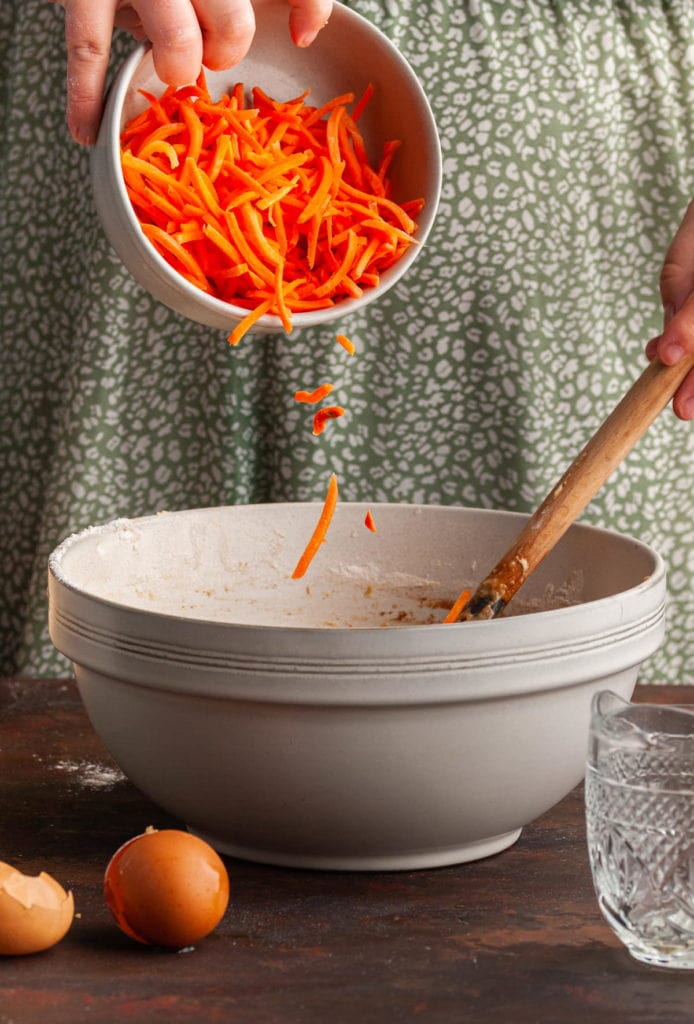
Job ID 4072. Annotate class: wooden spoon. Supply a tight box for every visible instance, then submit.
[457,353,694,621]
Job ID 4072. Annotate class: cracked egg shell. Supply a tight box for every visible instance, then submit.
[0,861,75,955]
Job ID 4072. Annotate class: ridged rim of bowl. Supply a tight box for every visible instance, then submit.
[48,504,667,702]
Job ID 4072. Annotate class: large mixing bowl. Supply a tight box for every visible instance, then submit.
[48,503,666,870]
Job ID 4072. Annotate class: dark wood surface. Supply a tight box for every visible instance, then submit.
[1,678,692,1023]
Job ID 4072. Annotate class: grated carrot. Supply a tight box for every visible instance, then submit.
[294,384,334,404]
[364,510,377,533]
[442,588,472,624]
[291,473,339,579]
[227,299,273,346]
[336,333,356,355]
[121,76,423,346]
[351,83,375,123]
[312,405,345,436]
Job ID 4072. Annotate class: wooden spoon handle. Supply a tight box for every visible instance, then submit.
[460,353,694,621]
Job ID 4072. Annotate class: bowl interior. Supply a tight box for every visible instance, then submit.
[98,0,441,332]
[51,503,660,630]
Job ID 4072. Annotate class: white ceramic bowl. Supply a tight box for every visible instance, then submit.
[90,0,441,334]
[48,503,666,870]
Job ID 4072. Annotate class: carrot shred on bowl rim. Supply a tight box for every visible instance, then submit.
[442,588,472,624]
[291,473,339,579]
[120,76,423,347]
[364,509,377,533]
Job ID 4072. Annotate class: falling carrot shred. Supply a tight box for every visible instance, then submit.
[442,588,472,624]
[364,510,377,533]
[227,300,273,346]
[336,333,356,355]
[120,76,422,347]
[294,383,334,404]
[312,405,345,435]
[291,473,339,579]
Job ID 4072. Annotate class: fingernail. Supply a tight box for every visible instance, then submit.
[75,128,96,146]
[683,395,694,419]
[662,341,685,363]
[68,115,96,146]
[295,30,319,47]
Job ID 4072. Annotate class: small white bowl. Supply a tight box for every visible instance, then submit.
[48,503,666,871]
[90,0,441,334]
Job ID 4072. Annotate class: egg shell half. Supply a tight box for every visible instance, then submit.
[0,862,75,955]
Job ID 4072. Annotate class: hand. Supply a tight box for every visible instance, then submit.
[53,0,333,146]
[646,199,694,420]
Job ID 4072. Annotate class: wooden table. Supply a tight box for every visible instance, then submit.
[1,678,692,1023]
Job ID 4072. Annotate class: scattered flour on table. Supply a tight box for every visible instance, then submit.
[52,759,126,789]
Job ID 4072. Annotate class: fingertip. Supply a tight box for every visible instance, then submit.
[673,390,694,421]
[145,20,203,86]
[289,0,332,47]
[292,29,319,48]
[659,340,686,365]
[72,128,97,146]
[653,320,688,366]
[644,336,659,361]
[66,95,99,146]
[202,40,253,73]
[66,119,88,146]
[205,10,256,69]
[151,49,203,88]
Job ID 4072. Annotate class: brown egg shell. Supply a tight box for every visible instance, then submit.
[0,861,75,955]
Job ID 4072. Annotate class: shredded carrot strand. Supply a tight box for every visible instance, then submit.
[364,509,377,533]
[291,473,339,579]
[121,83,422,333]
[351,83,375,122]
[303,92,355,127]
[180,101,204,162]
[442,588,473,625]
[336,333,356,355]
[202,223,243,265]
[312,406,345,436]
[294,384,334,404]
[314,229,359,298]
[297,155,335,225]
[227,299,272,346]
[137,139,180,168]
[140,223,210,291]
[272,258,293,333]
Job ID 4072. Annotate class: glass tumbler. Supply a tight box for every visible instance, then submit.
[585,690,694,969]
